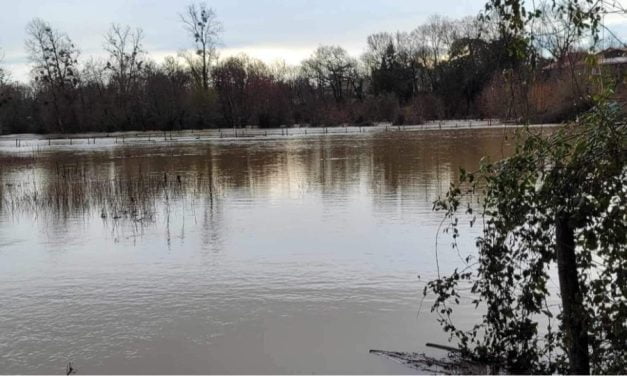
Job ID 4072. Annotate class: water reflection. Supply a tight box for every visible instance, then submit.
[0,129,523,374]
[1,130,513,223]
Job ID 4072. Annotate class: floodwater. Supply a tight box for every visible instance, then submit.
[0,127,530,374]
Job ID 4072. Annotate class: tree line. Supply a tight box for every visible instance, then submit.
[0,2,622,134]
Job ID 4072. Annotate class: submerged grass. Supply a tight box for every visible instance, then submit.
[0,153,217,224]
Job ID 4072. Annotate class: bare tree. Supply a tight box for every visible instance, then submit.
[363,32,395,71]
[180,2,223,91]
[26,19,80,89]
[532,1,582,61]
[25,18,80,132]
[101,24,147,130]
[211,55,249,128]
[81,58,107,91]
[143,56,192,131]
[414,15,457,68]
[177,50,203,89]
[104,24,145,95]
[302,46,360,103]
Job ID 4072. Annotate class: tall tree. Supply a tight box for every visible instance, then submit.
[180,2,223,91]
[365,32,420,101]
[302,46,360,104]
[25,18,80,132]
[103,24,146,129]
[104,24,145,96]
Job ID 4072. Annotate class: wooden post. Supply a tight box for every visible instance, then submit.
[556,214,590,375]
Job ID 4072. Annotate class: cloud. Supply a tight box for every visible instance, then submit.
[2,0,627,82]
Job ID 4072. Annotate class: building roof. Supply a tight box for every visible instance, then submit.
[542,48,627,70]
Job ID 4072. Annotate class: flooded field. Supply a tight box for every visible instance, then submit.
[0,127,546,374]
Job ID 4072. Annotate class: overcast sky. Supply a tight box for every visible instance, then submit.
[1,0,627,82]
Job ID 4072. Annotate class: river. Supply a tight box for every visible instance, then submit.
[0,126,537,374]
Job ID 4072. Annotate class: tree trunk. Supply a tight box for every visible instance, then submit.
[202,45,208,91]
[555,214,590,375]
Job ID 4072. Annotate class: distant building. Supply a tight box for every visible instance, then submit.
[542,48,627,73]
[539,48,627,113]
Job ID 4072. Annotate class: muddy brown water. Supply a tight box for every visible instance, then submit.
[0,127,540,374]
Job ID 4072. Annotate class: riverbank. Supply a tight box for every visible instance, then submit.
[0,120,560,150]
